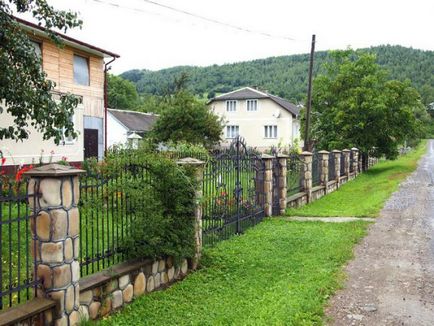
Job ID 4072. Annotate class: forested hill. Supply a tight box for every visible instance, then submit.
[121,45,434,105]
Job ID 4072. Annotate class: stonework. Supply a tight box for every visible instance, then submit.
[27,165,83,326]
[300,152,313,203]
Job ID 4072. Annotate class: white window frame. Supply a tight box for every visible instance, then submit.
[226,125,239,139]
[264,125,278,139]
[226,100,237,112]
[30,40,42,60]
[62,112,77,145]
[246,99,258,112]
[73,54,90,86]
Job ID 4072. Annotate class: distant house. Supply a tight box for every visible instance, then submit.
[0,17,119,165]
[208,87,301,150]
[107,109,158,148]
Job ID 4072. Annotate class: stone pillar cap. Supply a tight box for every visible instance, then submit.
[332,149,342,153]
[24,163,85,177]
[261,154,274,159]
[276,154,289,158]
[300,151,313,156]
[351,147,359,151]
[317,150,329,154]
[342,149,351,152]
[176,157,205,165]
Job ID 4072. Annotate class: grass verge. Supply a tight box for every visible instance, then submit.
[286,141,427,217]
[97,218,368,325]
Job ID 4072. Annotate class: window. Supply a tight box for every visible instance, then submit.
[246,99,258,111]
[226,125,239,139]
[62,113,76,145]
[30,40,42,59]
[226,100,237,112]
[264,125,277,138]
[73,55,89,86]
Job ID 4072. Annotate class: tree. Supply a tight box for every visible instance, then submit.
[151,91,223,148]
[0,1,81,144]
[311,49,423,159]
[107,74,140,110]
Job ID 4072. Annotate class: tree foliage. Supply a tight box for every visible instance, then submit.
[311,50,425,159]
[0,1,82,144]
[107,74,140,110]
[151,91,223,148]
[121,45,434,107]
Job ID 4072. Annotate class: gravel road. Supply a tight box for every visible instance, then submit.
[326,140,434,326]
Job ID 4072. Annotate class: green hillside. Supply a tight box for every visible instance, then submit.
[121,45,434,105]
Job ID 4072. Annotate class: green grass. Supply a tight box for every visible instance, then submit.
[286,141,427,217]
[98,219,368,326]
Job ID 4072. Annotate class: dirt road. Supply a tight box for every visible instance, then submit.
[327,140,434,326]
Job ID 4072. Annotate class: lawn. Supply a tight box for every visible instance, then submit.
[286,141,427,217]
[98,218,368,326]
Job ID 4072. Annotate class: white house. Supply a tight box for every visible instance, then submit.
[208,87,301,150]
[107,109,158,148]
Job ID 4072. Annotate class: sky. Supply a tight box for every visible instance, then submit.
[18,0,434,74]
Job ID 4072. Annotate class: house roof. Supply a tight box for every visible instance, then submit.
[15,17,120,59]
[208,87,300,117]
[108,109,158,133]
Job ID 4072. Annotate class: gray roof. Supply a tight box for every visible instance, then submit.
[208,87,300,117]
[108,109,158,132]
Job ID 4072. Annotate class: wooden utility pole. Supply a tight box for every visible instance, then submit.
[304,34,316,151]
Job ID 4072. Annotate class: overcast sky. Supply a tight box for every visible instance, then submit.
[21,0,434,74]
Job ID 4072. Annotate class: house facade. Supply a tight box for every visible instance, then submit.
[0,18,119,166]
[208,87,301,150]
[107,109,158,148]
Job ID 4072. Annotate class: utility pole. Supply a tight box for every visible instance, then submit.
[304,34,316,151]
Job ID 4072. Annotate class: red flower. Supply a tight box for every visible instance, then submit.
[15,165,33,182]
[1,157,5,165]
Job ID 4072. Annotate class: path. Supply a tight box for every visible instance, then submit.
[283,217,376,223]
[326,140,434,325]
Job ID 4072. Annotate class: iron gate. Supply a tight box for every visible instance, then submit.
[272,150,281,215]
[202,137,265,245]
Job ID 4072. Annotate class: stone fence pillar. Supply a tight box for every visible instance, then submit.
[25,164,85,326]
[342,149,351,177]
[277,154,288,215]
[176,158,205,270]
[351,148,359,176]
[332,150,341,187]
[318,150,329,188]
[300,151,313,203]
[262,154,274,217]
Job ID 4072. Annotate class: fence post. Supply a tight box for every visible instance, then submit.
[342,149,351,178]
[300,151,313,203]
[332,150,341,187]
[262,154,274,217]
[351,148,359,176]
[25,164,85,325]
[277,154,288,215]
[176,158,205,270]
[318,150,329,189]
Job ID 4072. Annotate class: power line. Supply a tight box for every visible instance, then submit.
[90,0,300,41]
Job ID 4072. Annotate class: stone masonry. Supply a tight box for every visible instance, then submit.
[26,164,85,326]
[300,152,313,203]
[342,149,351,177]
[262,154,273,217]
[318,150,329,189]
[351,148,359,176]
[277,155,288,215]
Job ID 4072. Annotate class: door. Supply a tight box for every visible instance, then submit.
[84,128,99,159]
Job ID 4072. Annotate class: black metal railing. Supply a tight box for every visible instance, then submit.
[328,154,336,181]
[79,161,155,276]
[0,179,39,311]
[287,154,303,195]
[350,151,354,173]
[312,152,321,187]
[340,154,345,176]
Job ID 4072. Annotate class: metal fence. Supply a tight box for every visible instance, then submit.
[340,154,345,176]
[287,154,304,195]
[328,154,336,181]
[202,137,265,246]
[79,160,155,276]
[312,152,321,187]
[0,179,39,311]
[350,151,354,173]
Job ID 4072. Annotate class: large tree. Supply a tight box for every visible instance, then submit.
[107,74,140,110]
[311,49,424,159]
[0,1,81,144]
[151,91,223,148]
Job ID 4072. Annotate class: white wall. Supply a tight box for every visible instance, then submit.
[107,113,128,148]
[1,104,84,166]
[210,98,300,150]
